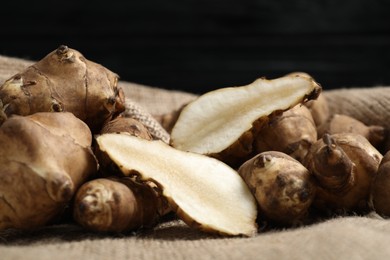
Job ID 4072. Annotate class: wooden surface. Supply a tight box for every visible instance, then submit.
[1,0,389,93]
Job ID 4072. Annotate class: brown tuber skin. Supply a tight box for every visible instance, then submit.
[100,117,153,140]
[73,177,164,232]
[97,117,153,174]
[317,114,385,149]
[0,112,97,230]
[238,151,316,226]
[304,93,330,128]
[0,45,125,132]
[254,105,317,163]
[304,133,382,215]
[371,151,390,217]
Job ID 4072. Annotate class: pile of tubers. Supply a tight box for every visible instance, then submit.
[1,46,390,237]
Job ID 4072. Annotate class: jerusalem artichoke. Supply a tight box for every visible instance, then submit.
[0,112,97,230]
[371,151,390,217]
[238,151,316,226]
[317,114,385,149]
[100,117,152,140]
[0,45,125,132]
[73,177,163,232]
[254,105,317,162]
[304,133,382,214]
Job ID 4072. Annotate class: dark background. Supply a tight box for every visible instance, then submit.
[1,0,389,94]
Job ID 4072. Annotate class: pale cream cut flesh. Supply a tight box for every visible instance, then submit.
[170,74,321,154]
[96,134,258,236]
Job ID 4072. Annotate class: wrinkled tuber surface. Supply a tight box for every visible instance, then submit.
[170,74,321,166]
[304,133,382,214]
[238,151,316,226]
[317,114,385,149]
[0,112,97,230]
[254,105,317,163]
[0,45,125,132]
[73,177,162,232]
[96,133,258,236]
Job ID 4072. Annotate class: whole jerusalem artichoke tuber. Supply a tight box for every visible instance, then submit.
[0,45,125,132]
[254,105,317,163]
[238,151,316,226]
[73,177,164,233]
[0,112,98,230]
[304,133,382,214]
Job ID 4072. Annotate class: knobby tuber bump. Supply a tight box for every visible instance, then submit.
[0,45,125,132]
[304,133,382,214]
[238,151,316,226]
[170,73,321,167]
[254,105,317,163]
[0,112,97,230]
[317,114,385,149]
[371,151,390,217]
[96,133,258,236]
[73,177,164,232]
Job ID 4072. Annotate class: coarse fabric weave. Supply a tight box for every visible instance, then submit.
[1,54,390,260]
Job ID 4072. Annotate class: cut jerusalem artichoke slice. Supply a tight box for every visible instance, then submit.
[170,74,321,166]
[96,133,258,236]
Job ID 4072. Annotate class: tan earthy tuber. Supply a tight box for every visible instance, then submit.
[317,114,385,149]
[254,105,317,163]
[73,177,164,232]
[0,112,97,230]
[0,45,125,132]
[371,151,390,217]
[238,151,316,226]
[304,133,382,214]
[100,116,152,140]
[96,133,258,236]
[304,93,330,128]
[170,73,321,167]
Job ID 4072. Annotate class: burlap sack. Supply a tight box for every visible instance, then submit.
[1,54,390,260]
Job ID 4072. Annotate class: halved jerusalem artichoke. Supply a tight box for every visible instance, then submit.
[96,133,258,236]
[170,74,321,167]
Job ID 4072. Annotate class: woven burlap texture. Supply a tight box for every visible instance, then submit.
[1,53,390,260]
